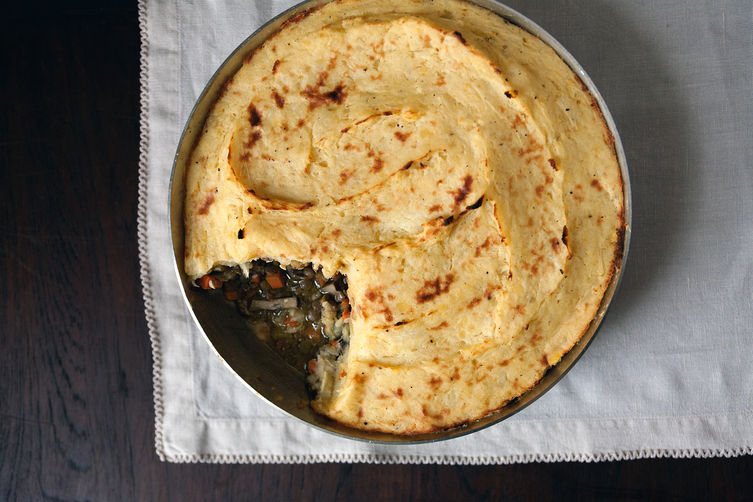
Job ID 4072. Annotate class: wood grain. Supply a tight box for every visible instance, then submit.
[1,2,752,501]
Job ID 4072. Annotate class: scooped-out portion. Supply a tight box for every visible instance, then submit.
[196,260,351,377]
[185,0,626,434]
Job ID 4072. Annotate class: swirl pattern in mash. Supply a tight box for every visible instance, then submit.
[185,0,625,434]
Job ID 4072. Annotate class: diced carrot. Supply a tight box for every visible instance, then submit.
[304,326,321,341]
[283,315,298,327]
[307,359,318,374]
[265,271,284,289]
[341,298,351,319]
[198,275,222,290]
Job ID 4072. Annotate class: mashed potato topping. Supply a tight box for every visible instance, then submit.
[185,0,625,434]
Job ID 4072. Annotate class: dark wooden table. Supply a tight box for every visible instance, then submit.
[2,2,752,500]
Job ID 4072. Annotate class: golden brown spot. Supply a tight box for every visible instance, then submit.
[365,288,380,302]
[467,297,481,309]
[428,204,442,213]
[615,223,627,263]
[428,376,443,389]
[436,74,446,86]
[483,285,499,300]
[271,90,285,108]
[416,274,455,304]
[474,236,492,257]
[247,103,261,127]
[517,140,542,158]
[371,157,384,173]
[197,191,215,215]
[591,179,604,191]
[551,237,561,251]
[301,83,346,109]
[431,321,449,330]
[377,393,388,399]
[279,6,319,30]
[364,287,393,323]
[394,131,412,142]
[541,354,549,367]
[548,158,558,171]
[360,215,379,224]
[338,169,354,184]
[450,367,460,381]
[395,388,404,398]
[450,175,473,210]
[499,359,510,367]
[511,114,525,130]
[243,130,262,151]
[331,229,341,238]
[514,304,526,315]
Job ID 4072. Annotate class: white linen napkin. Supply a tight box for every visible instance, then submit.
[138,0,753,463]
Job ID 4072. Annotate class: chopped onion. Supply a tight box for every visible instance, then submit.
[250,297,297,310]
[320,283,337,295]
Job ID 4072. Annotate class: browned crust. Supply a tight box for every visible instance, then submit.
[278,5,322,32]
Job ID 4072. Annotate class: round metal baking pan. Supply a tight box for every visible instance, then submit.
[169,0,631,444]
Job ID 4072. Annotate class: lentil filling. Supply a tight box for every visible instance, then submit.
[195,260,351,383]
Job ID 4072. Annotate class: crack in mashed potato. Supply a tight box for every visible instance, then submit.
[185,0,625,434]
